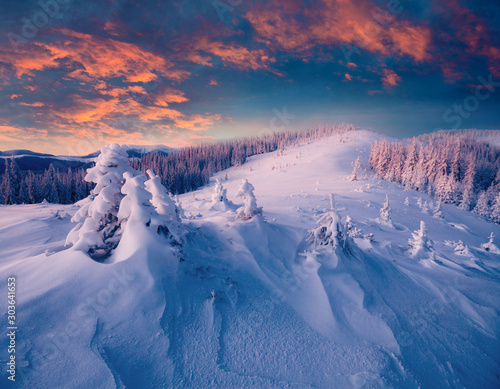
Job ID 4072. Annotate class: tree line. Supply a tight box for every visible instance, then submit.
[369,129,500,223]
[1,124,355,205]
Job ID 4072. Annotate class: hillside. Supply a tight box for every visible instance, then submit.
[0,130,499,388]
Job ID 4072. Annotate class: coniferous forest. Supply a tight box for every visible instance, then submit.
[369,129,500,224]
[0,125,354,206]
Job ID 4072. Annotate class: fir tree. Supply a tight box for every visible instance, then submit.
[42,164,60,203]
[473,191,491,219]
[380,194,393,226]
[209,178,230,211]
[433,201,444,218]
[66,144,131,257]
[1,161,16,205]
[459,154,476,211]
[235,179,262,220]
[350,165,357,181]
[408,221,431,257]
[491,192,500,224]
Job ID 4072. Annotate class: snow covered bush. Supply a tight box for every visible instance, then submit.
[481,232,500,253]
[364,233,374,241]
[235,179,262,220]
[453,240,470,256]
[380,194,393,226]
[408,221,432,257]
[307,211,344,249]
[404,197,410,206]
[345,215,363,238]
[65,144,131,258]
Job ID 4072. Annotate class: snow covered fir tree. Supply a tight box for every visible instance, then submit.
[235,179,262,220]
[65,144,184,260]
[65,144,131,259]
[380,194,393,226]
[408,221,432,258]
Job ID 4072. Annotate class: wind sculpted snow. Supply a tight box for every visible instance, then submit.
[1,130,499,388]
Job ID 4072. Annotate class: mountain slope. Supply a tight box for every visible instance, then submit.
[1,130,499,388]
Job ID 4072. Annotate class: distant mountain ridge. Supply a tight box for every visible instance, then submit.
[0,144,175,173]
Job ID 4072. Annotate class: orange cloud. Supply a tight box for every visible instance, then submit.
[19,102,45,107]
[154,88,189,107]
[345,73,353,81]
[381,69,401,87]
[174,114,222,131]
[208,79,219,86]
[0,28,189,83]
[245,0,432,62]
[191,38,280,74]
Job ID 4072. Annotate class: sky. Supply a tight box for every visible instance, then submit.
[0,0,499,154]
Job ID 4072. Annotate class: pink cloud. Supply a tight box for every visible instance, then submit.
[381,69,401,87]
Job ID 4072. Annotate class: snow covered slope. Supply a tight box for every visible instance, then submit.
[1,130,499,388]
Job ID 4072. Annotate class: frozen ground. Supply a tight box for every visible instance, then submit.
[1,130,499,388]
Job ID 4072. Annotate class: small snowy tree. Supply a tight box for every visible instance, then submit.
[481,232,499,253]
[404,197,410,206]
[422,201,429,214]
[307,211,344,249]
[380,194,393,226]
[354,156,362,171]
[433,201,444,218]
[1,159,17,205]
[235,179,262,220]
[350,166,357,181]
[65,144,130,257]
[408,221,431,257]
[345,215,362,238]
[209,178,230,211]
[417,197,423,208]
[145,169,183,243]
